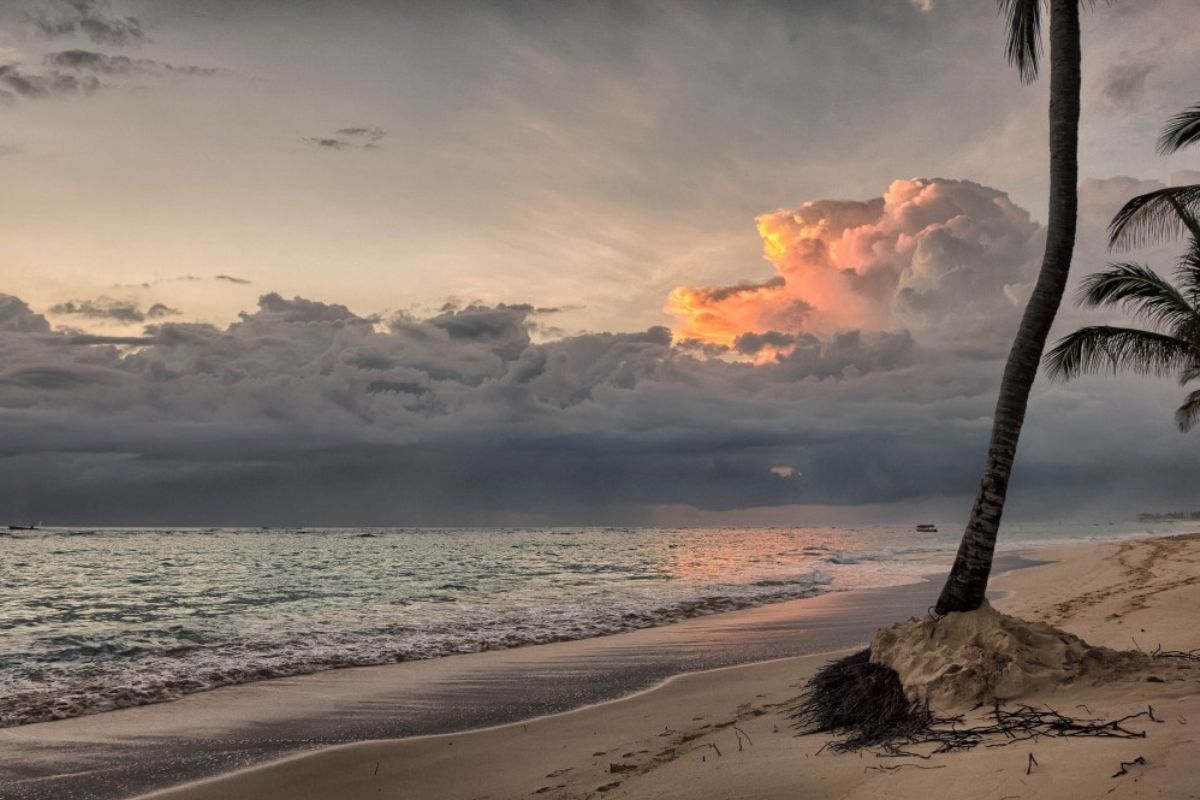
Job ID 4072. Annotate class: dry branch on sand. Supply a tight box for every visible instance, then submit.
[1151,645,1200,662]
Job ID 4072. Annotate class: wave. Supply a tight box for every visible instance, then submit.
[0,569,837,728]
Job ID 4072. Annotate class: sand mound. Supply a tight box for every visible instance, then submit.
[870,602,1147,709]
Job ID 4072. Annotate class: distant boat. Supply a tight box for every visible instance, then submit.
[7,523,40,531]
[915,524,938,533]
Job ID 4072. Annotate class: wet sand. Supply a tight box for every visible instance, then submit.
[0,554,1032,800]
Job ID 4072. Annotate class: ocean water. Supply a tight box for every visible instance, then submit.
[0,521,1186,727]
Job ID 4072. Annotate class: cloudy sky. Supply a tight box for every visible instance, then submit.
[1,0,1199,526]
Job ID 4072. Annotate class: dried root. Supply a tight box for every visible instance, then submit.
[790,651,1155,755]
[1152,645,1200,662]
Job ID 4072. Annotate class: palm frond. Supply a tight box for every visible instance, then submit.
[1177,363,1200,386]
[1174,240,1200,307]
[1076,263,1200,333]
[1044,325,1200,380]
[1175,387,1200,431]
[1158,104,1200,155]
[1108,184,1200,250]
[999,0,1042,83]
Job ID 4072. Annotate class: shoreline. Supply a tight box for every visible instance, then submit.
[2,525,1172,733]
[1,551,1037,800]
[138,532,1200,800]
[8,532,1199,799]
[145,532,1200,800]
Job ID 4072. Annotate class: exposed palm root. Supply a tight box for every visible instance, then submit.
[788,650,934,751]
[789,651,1155,755]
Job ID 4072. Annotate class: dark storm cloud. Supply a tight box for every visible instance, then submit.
[0,50,217,104]
[702,277,787,304]
[733,330,796,355]
[172,274,252,284]
[49,297,177,324]
[304,127,387,151]
[32,0,147,47]
[44,49,220,76]
[335,127,387,142]
[303,138,352,150]
[0,288,983,524]
[0,296,51,333]
[733,329,915,377]
[0,63,100,98]
[254,292,360,323]
[56,333,158,346]
[46,48,155,73]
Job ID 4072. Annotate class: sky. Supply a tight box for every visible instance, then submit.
[1,0,1199,526]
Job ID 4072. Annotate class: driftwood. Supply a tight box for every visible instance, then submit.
[1112,755,1146,778]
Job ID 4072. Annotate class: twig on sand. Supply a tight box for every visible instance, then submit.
[1026,752,1039,775]
[1112,756,1146,778]
[732,726,753,751]
[865,763,946,773]
[1151,644,1200,662]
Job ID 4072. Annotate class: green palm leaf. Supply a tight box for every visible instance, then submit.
[1044,325,1200,380]
[1108,185,1200,250]
[1076,262,1200,332]
[1158,104,1200,155]
[999,0,1042,83]
[1177,240,1200,305]
[1176,363,1200,386]
[1175,387,1200,431]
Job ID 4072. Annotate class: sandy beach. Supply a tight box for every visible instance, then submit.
[111,532,1200,800]
[5,535,1197,800]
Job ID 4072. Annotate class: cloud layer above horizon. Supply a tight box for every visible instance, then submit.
[2,175,1198,525]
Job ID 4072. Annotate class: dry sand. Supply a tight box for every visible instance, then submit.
[141,533,1200,800]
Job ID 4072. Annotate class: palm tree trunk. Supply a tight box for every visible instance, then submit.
[935,0,1081,614]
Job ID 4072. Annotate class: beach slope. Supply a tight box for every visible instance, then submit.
[144,533,1200,800]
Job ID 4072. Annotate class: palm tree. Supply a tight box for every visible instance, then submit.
[1109,104,1200,249]
[933,0,1083,615]
[1046,107,1200,430]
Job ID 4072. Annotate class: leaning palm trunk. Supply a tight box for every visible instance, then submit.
[935,0,1081,614]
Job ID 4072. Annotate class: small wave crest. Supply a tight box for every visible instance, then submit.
[0,568,837,728]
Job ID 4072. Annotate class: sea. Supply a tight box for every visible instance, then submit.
[0,520,1189,728]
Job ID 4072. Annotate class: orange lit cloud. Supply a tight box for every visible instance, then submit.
[667,178,1039,356]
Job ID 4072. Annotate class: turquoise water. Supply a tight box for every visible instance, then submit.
[0,521,1186,727]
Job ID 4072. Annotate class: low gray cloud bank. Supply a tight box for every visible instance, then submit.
[33,0,147,47]
[1,177,1196,524]
[0,289,983,524]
